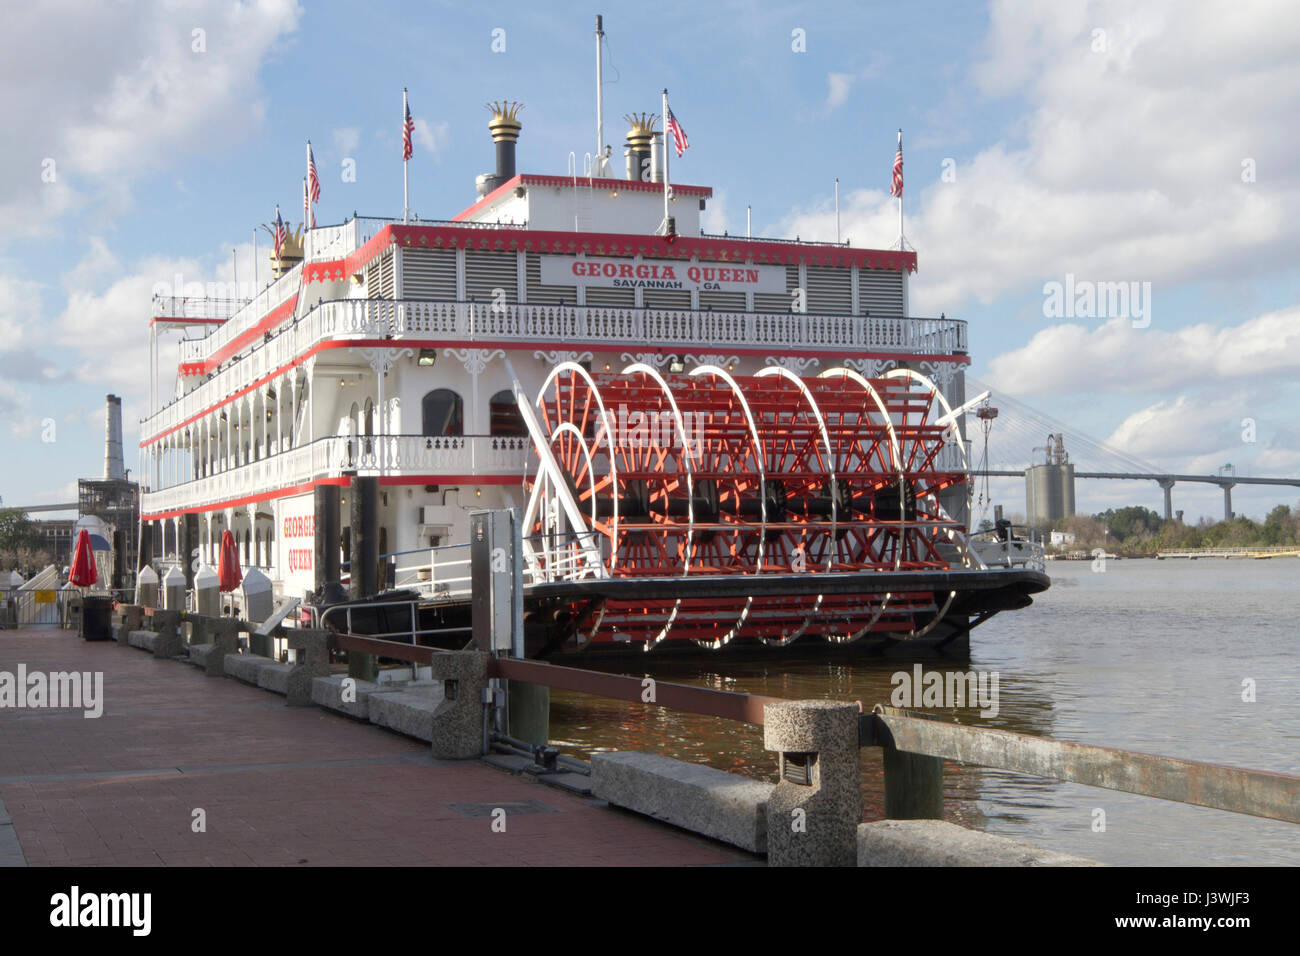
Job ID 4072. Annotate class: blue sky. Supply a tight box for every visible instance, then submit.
[1,0,1297,523]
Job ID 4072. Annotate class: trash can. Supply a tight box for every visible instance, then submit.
[81,595,114,642]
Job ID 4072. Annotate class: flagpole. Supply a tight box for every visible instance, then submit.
[252,228,258,292]
[303,176,309,236]
[835,178,840,243]
[403,88,410,224]
[896,129,904,251]
[661,88,670,233]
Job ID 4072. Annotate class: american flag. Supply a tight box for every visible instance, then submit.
[273,206,287,259]
[307,142,321,203]
[402,93,414,161]
[303,177,314,230]
[665,106,689,158]
[891,133,904,198]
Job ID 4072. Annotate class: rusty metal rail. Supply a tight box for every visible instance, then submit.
[489,657,784,725]
[332,633,439,665]
[317,625,1299,827]
[864,706,1300,825]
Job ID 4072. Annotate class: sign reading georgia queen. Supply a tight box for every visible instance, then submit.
[540,254,786,294]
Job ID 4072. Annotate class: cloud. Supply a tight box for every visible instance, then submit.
[413,118,449,159]
[825,73,854,110]
[774,1,1300,312]
[701,190,730,234]
[0,272,45,351]
[332,126,361,157]
[986,307,1300,395]
[0,0,302,242]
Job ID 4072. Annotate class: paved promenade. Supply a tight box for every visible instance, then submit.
[0,629,755,866]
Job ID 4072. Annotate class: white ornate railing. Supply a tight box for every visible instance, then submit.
[140,434,529,515]
[153,295,249,320]
[144,299,967,441]
[177,267,301,366]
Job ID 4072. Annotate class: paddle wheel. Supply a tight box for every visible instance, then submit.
[521,362,974,651]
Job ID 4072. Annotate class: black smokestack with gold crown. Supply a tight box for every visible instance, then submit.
[481,100,523,195]
[624,113,657,182]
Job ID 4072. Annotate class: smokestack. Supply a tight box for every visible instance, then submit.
[104,394,124,481]
[624,113,657,182]
[480,100,523,195]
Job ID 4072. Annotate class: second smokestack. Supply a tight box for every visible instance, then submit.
[104,394,124,482]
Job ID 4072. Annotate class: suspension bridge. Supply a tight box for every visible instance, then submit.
[966,377,1300,523]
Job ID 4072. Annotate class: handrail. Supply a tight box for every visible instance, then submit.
[141,298,968,439]
[863,706,1300,826]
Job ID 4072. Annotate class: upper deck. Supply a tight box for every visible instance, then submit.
[142,212,960,446]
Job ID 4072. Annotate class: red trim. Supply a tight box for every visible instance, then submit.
[140,474,518,521]
[141,477,346,521]
[377,475,519,487]
[303,259,349,283]
[380,222,916,272]
[141,337,967,447]
[451,174,713,223]
[201,294,299,373]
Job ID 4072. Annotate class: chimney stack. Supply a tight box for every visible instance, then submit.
[104,394,125,482]
[624,113,657,182]
[479,100,523,196]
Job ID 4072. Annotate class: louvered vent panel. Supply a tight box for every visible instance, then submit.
[805,266,852,314]
[859,269,905,317]
[697,291,745,311]
[402,248,457,300]
[465,249,519,303]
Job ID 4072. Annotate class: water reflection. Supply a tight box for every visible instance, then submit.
[549,559,1300,865]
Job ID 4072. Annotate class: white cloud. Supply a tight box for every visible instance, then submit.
[987,307,1300,395]
[701,190,730,234]
[0,272,44,351]
[332,126,361,157]
[413,118,449,159]
[0,0,302,241]
[825,73,854,110]
[774,0,1300,312]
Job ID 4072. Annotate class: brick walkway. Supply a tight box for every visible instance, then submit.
[0,630,756,866]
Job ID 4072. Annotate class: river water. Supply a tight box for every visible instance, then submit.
[548,558,1300,865]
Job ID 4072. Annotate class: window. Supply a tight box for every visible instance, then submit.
[422,389,464,436]
[488,389,526,436]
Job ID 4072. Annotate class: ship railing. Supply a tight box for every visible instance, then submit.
[385,544,475,602]
[176,266,301,367]
[152,295,249,321]
[143,298,967,441]
[698,231,851,247]
[312,298,968,355]
[139,435,529,513]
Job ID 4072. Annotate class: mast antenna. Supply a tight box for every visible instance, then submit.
[595,15,605,171]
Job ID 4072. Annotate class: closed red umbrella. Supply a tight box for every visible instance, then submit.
[69,529,98,588]
[217,530,243,592]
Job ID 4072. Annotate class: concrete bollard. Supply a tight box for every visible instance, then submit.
[241,567,273,631]
[200,618,240,677]
[135,565,159,608]
[763,700,862,867]
[117,604,144,643]
[148,609,184,659]
[426,651,490,760]
[285,629,332,706]
[162,567,186,612]
[193,565,219,617]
